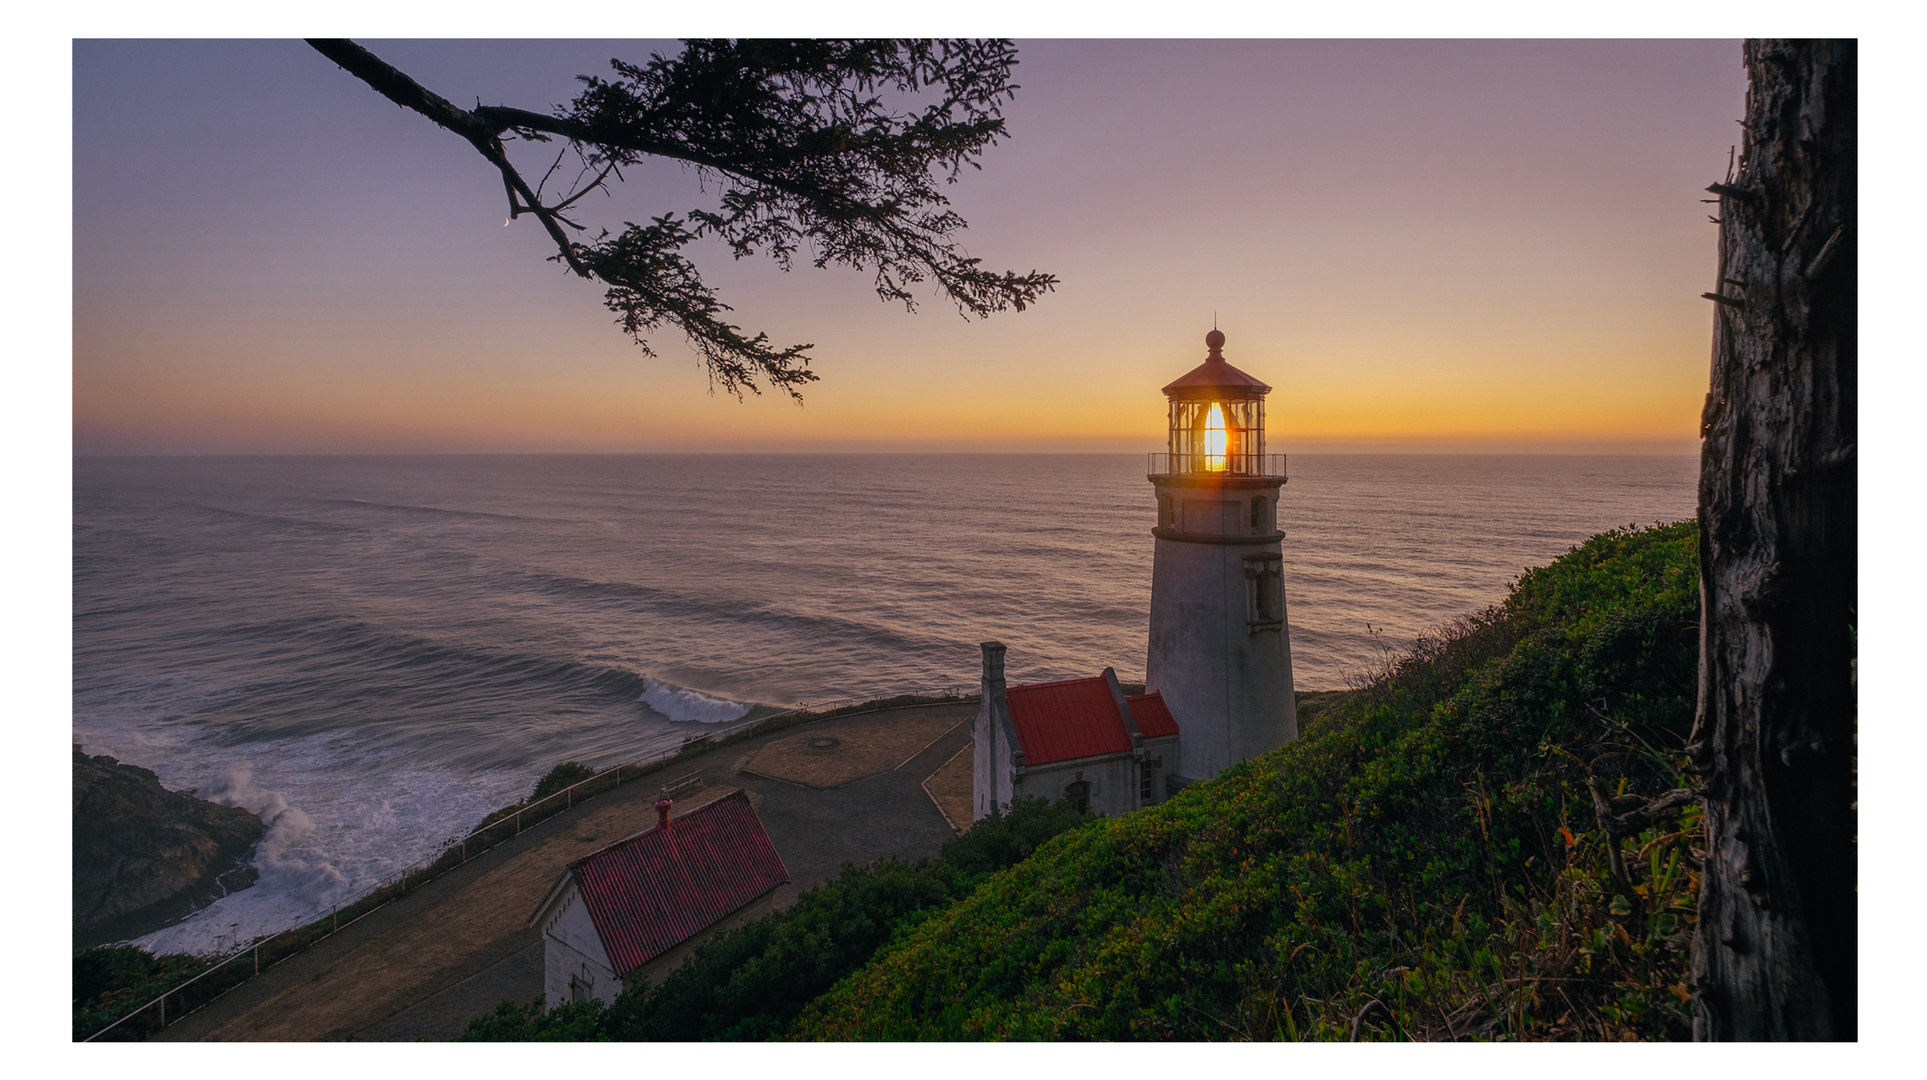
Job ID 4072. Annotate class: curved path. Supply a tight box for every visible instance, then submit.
[158,701,975,1042]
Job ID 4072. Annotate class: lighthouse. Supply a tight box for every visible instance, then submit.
[1145,328,1297,788]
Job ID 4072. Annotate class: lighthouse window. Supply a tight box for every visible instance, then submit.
[1065,780,1091,815]
[1245,555,1284,628]
[1140,761,1155,803]
[1249,496,1265,531]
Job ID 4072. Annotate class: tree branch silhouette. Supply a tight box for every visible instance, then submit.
[308,38,1057,400]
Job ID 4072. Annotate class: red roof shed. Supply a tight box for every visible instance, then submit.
[548,790,788,976]
[1005,676,1178,766]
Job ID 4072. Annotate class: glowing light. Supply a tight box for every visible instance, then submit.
[1204,402,1227,471]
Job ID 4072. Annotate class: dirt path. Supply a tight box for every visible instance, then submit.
[923,742,974,832]
[158,701,974,1041]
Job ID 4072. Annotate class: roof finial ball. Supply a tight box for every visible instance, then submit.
[1205,328,1226,357]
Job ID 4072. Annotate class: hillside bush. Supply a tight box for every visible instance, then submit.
[531,761,597,802]
[72,946,221,1041]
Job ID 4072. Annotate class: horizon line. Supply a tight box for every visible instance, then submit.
[74,444,1703,459]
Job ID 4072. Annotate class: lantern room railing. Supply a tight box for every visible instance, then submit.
[1147,452,1287,479]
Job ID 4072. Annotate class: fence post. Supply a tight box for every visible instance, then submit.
[254,942,260,976]
[333,905,338,933]
[159,992,165,1027]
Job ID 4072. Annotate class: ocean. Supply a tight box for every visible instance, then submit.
[72,453,1697,954]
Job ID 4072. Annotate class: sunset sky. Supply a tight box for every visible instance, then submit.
[71,36,1748,454]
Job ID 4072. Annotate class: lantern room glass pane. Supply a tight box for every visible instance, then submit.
[1167,397,1266,473]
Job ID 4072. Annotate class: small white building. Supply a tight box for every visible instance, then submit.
[529,790,788,1009]
[972,641,1181,821]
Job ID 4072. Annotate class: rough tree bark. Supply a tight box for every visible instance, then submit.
[1691,39,1856,1041]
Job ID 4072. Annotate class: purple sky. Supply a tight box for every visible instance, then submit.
[73,39,1747,453]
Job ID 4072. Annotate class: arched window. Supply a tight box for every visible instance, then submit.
[1064,779,1091,815]
[1244,554,1284,628]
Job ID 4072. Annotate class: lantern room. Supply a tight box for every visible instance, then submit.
[1158,329,1273,475]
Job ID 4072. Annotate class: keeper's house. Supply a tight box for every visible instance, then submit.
[529,790,788,1008]
[972,641,1181,821]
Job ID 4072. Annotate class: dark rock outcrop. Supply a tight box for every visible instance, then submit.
[73,747,264,947]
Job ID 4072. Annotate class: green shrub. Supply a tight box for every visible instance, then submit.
[531,762,598,802]
[72,946,220,1041]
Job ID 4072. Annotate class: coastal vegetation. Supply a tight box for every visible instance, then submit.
[72,946,222,1042]
[471,520,1702,1040]
[532,762,598,802]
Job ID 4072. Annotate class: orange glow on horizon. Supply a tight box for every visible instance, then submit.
[70,40,1740,457]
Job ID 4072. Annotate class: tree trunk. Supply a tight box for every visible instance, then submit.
[1691,39,1856,1041]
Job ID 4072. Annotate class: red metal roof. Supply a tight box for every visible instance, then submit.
[1162,332,1271,398]
[569,791,788,976]
[1126,691,1180,739]
[1162,356,1272,397]
[1006,676,1134,765]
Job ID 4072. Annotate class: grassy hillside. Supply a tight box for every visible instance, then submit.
[794,522,1702,1040]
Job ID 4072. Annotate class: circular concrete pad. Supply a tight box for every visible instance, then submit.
[743,711,968,789]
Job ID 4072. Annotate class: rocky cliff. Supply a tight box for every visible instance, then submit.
[73,747,265,947]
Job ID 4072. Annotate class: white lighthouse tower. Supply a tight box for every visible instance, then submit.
[1145,328,1297,788]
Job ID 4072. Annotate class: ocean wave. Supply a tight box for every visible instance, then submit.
[507,564,946,661]
[639,678,752,724]
[315,497,553,525]
[180,613,648,706]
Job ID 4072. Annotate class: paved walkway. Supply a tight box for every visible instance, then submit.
[158,701,975,1042]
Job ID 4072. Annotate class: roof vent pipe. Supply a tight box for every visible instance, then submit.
[656,798,672,832]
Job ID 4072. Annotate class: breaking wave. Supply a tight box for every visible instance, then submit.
[639,678,753,724]
[133,766,349,956]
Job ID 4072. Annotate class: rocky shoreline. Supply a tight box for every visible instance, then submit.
[73,747,265,948]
